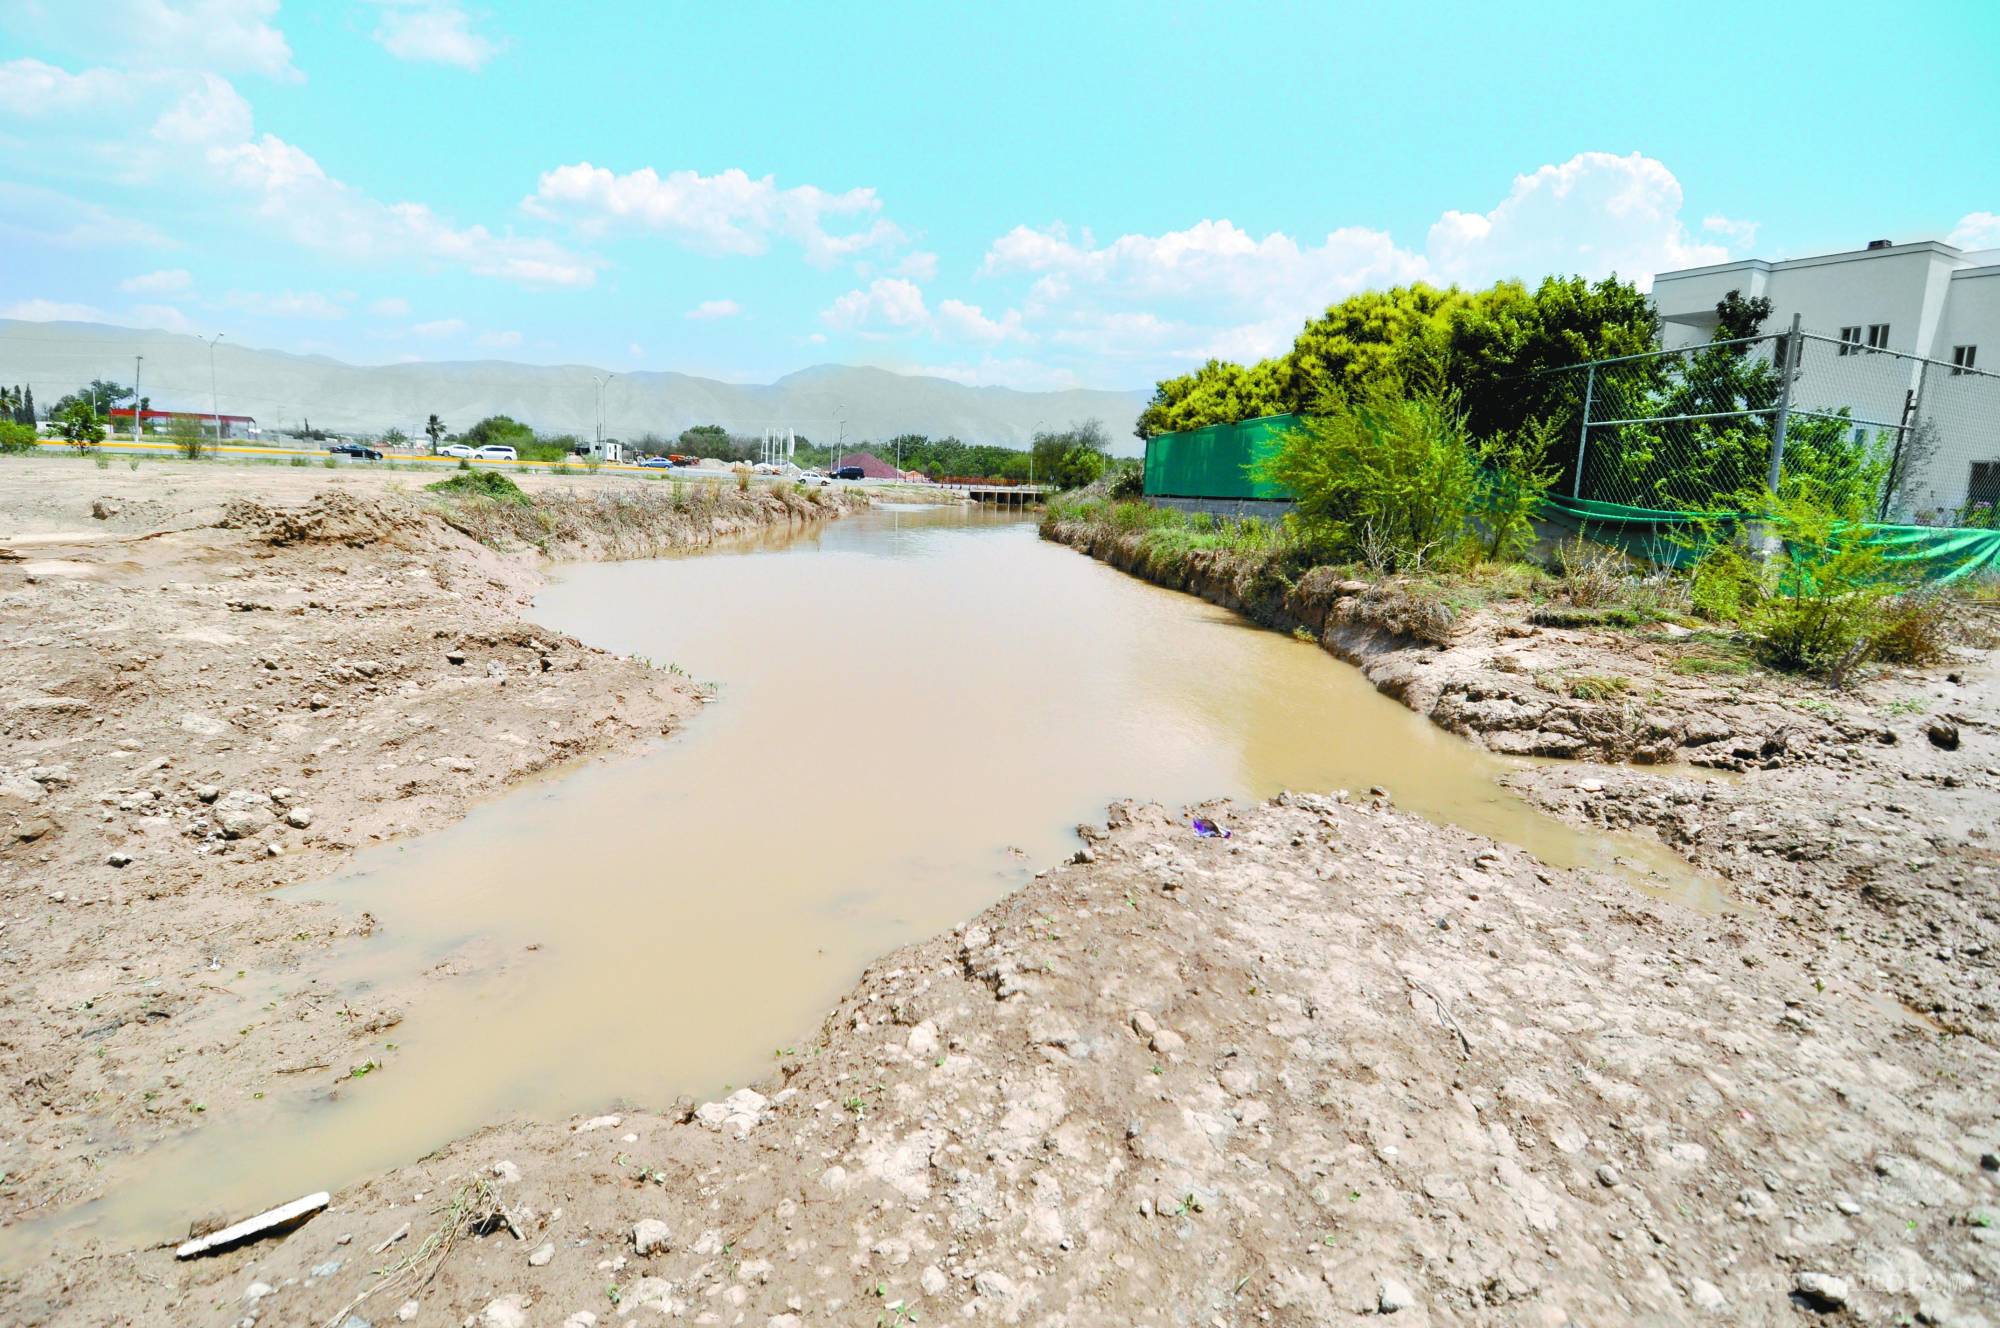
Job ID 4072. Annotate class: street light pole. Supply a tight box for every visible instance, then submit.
[132,354,143,444]
[1030,418,1044,489]
[205,334,225,440]
[594,374,614,458]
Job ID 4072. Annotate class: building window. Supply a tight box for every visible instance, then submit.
[1838,325,1863,356]
[1866,323,1890,352]
[1970,462,2000,519]
[1953,345,1978,375]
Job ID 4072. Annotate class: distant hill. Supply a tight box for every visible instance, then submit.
[0,321,1147,451]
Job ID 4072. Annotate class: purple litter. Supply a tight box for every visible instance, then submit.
[1191,817,1231,839]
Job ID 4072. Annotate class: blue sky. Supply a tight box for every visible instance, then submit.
[2,0,1995,390]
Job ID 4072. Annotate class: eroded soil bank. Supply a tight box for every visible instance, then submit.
[0,460,866,1283]
[1043,513,2000,1041]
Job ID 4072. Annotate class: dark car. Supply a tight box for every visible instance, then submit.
[328,443,383,460]
[832,465,865,480]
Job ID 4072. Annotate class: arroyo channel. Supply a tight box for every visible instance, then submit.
[35,502,1722,1255]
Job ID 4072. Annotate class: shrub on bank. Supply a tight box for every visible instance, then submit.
[0,421,35,454]
[426,470,530,505]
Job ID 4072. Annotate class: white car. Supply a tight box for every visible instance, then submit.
[794,470,830,485]
[472,444,517,461]
[438,444,474,458]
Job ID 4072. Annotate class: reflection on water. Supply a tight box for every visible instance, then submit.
[25,503,1720,1253]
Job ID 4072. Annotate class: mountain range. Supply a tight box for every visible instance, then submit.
[0,320,1148,451]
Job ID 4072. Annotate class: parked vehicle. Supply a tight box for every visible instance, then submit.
[438,444,474,458]
[328,442,383,460]
[472,445,517,461]
[667,454,698,467]
[795,470,830,486]
[638,456,674,469]
[832,465,865,481]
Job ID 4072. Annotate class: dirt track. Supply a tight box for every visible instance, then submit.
[3,460,1998,1326]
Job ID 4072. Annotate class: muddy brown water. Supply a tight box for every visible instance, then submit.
[20,504,1722,1256]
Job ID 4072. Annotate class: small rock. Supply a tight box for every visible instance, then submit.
[907,1020,940,1059]
[920,1265,947,1296]
[196,784,221,803]
[490,1159,521,1184]
[214,790,275,839]
[245,1282,274,1301]
[1982,1152,1999,1173]
[286,807,314,829]
[269,787,294,804]
[1793,1272,1849,1310]
[1378,1275,1415,1313]
[396,1304,419,1323]
[1596,1163,1622,1187]
[632,1218,670,1256]
[310,1259,342,1279]
[106,851,132,868]
[528,1241,553,1267]
[561,1315,596,1328]
[1689,1278,1727,1312]
[307,692,332,710]
[1926,718,1960,750]
[1834,1196,1861,1215]
[973,1270,1017,1300]
[480,1296,529,1328]
[446,651,467,665]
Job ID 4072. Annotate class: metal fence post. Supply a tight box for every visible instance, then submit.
[1882,359,1926,521]
[1572,362,1595,499]
[1765,313,1801,493]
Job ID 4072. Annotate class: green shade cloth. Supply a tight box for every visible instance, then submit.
[1143,414,1297,500]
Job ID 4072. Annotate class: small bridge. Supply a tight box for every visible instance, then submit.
[943,483,1051,509]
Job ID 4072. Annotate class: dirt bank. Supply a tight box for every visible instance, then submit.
[1044,514,2000,1041]
[0,459,867,1278]
[30,793,2000,1326]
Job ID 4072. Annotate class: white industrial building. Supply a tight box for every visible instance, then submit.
[1653,238,1999,521]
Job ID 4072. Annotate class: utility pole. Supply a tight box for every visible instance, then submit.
[594,374,614,457]
[205,334,225,440]
[1030,418,1044,489]
[132,354,143,444]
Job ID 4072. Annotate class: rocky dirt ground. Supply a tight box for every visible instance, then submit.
[2,464,1997,1326]
[0,458,866,1313]
[35,796,2000,1328]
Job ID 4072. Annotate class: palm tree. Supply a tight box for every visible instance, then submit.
[425,414,445,453]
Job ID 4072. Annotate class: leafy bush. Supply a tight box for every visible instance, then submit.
[0,421,35,454]
[426,470,530,505]
[167,415,208,460]
[1108,465,1144,500]
[1870,588,1960,666]
[1469,417,1559,561]
[55,400,104,450]
[1741,487,1912,676]
[1259,390,1477,569]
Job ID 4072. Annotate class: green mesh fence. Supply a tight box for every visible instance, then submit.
[1142,414,1297,500]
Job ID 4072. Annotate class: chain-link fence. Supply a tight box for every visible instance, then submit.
[1548,323,2000,528]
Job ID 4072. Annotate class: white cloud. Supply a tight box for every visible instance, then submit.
[685,298,741,321]
[1,298,112,323]
[19,0,300,80]
[369,296,411,317]
[371,2,501,71]
[526,163,903,267]
[412,318,466,338]
[896,250,939,280]
[0,184,174,249]
[0,58,126,115]
[1948,212,2000,251]
[965,151,1740,380]
[823,278,929,332]
[197,126,597,285]
[936,298,1026,345]
[120,268,194,294]
[1426,152,1728,285]
[151,73,255,144]
[131,302,197,333]
[225,288,347,319]
[627,342,645,360]
[477,329,522,349]
[1702,213,1760,248]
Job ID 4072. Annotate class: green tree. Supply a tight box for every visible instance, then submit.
[1031,419,1110,488]
[463,415,536,449]
[55,399,106,451]
[381,426,410,450]
[425,414,446,450]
